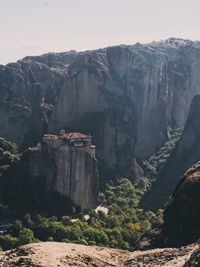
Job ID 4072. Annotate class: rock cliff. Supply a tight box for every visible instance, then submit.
[1,133,99,213]
[143,95,200,210]
[161,161,200,246]
[1,38,200,180]
[27,133,99,210]
[140,162,200,249]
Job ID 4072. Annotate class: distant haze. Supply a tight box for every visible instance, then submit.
[0,0,200,64]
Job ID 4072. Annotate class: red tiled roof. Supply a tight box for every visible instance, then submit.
[62,132,89,139]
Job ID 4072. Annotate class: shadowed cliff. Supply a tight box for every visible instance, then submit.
[137,161,200,252]
[142,95,200,210]
[161,161,200,246]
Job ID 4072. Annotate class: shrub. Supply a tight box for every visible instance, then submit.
[19,228,36,245]
[0,234,19,250]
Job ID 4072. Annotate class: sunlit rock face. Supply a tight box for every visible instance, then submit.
[1,38,200,179]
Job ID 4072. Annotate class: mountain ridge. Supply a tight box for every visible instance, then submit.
[1,37,200,181]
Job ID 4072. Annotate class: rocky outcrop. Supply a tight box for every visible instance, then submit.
[141,162,200,248]
[0,241,197,267]
[160,162,200,246]
[136,162,200,251]
[2,38,200,180]
[143,95,200,210]
[1,134,99,213]
[27,136,99,211]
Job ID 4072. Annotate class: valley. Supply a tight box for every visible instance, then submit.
[1,38,200,266]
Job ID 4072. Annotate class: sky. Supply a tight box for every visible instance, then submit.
[0,0,200,64]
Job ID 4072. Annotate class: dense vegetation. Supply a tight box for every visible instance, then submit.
[0,138,20,220]
[0,179,157,251]
[0,138,19,171]
[141,128,182,187]
[0,128,182,251]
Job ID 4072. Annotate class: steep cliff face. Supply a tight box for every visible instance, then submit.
[0,140,99,215]
[1,38,200,179]
[143,95,200,210]
[49,63,139,178]
[27,141,99,210]
[0,60,69,147]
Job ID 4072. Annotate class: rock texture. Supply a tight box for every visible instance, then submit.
[133,159,200,259]
[1,135,99,213]
[0,241,197,267]
[1,38,200,179]
[143,95,200,210]
[161,162,200,246]
[141,162,200,249]
[27,136,99,210]
[184,247,200,267]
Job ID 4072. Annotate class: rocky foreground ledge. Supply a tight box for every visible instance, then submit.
[0,242,199,267]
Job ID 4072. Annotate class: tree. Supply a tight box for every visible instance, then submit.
[0,234,19,250]
[19,228,36,245]
[24,214,34,229]
[14,219,23,233]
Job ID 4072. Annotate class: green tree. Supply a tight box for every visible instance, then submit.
[14,219,23,233]
[19,228,36,245]
[24,214,34,229]
[0,234,19,250]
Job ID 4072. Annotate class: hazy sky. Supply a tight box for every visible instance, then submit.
[0,0,200,64]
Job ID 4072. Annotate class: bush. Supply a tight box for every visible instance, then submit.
[19,228,36,245]
[14,220,23,233]
[0,234,19,250]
